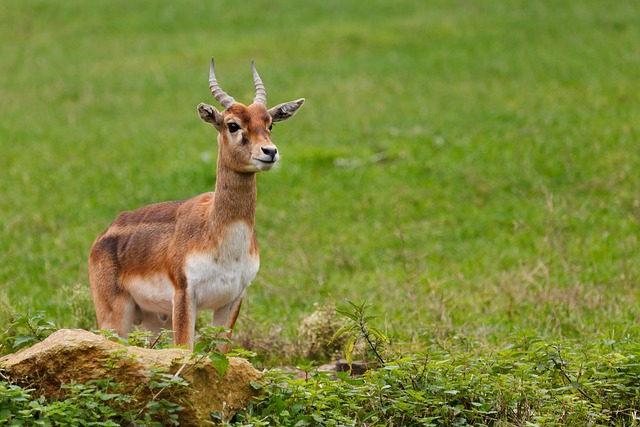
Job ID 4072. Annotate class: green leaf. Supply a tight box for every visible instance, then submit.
[209,352,229,377]
[98,393,120,401]
[12,334,36,348]
[335,308,358,321]
[368,326,389,343]
[193,341,210,354]
[329,324,355,344]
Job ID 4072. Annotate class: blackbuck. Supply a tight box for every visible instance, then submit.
[88,58,304,350]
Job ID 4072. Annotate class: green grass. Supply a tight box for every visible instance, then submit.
[1,0,639,362]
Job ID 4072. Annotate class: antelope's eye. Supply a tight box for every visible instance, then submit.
[269,124,273,131]
[228,123,240,133]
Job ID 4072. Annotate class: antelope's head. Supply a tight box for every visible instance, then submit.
[198,58,305,173]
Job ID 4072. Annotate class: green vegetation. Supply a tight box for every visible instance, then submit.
[1,374,187,426]
[2,309,639,426]
[1,0,639,424]
[243,336,640,426]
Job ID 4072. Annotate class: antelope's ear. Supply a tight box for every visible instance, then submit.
[197,102,223,131]
[268,98,305,123]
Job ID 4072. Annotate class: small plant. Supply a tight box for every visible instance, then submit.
[137,369,189,426]
[0,311,57,355]
[332,300,389,371]
[128,329,173,349]
[191,325,231,377]
[94,328,129,345]
[0,380,36,425]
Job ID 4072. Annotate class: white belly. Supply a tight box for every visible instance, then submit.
[127,274,175,315]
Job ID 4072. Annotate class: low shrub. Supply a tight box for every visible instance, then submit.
[232,336,640,426]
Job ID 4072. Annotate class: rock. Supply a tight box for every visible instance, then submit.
[317,359,369,376]
[0,329,263,425]
[335,359,369,376]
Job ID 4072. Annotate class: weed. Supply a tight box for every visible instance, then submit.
[0,311,57,355]
[332,300,389,369]
[235,332,640,426]
[188,325,231,377]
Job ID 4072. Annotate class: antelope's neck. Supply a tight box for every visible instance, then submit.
[211,164,257,229]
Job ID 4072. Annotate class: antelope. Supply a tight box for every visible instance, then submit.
[88,57,304,351]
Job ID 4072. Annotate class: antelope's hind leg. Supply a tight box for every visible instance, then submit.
[89,281,136,338]
[88,245,135,338]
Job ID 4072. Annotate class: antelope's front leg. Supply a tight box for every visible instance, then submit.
[212,293,245,353]
[172,289,197,349]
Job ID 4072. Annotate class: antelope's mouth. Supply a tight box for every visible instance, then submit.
[252,157,279,171]
[253,155,279,165]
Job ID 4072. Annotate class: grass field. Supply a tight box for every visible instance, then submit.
[1,0,639,364]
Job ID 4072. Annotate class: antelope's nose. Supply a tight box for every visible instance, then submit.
[261,146,278,160]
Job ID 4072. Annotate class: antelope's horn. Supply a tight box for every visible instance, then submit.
[209,57,236,109]
[252,60,267,106]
